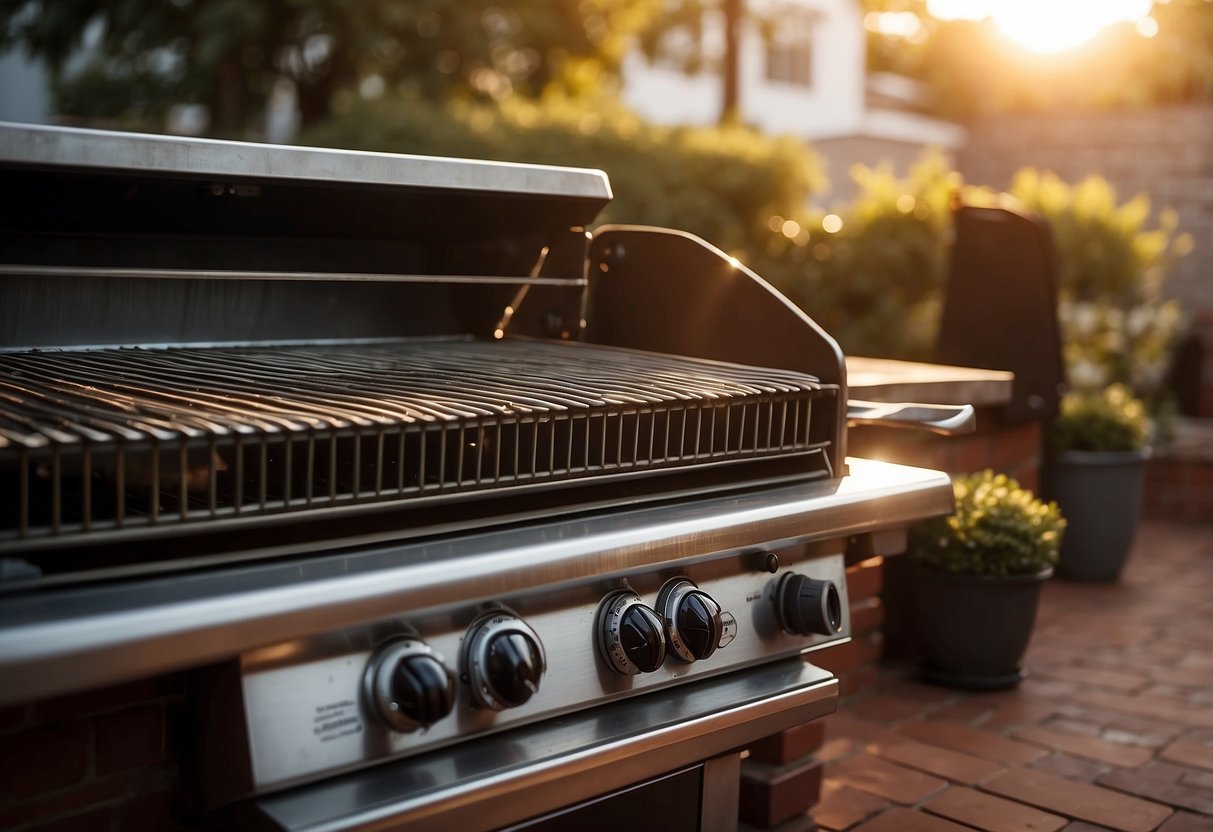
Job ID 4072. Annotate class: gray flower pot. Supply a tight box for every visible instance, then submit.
[913,567,1051,690]
[1043,449,1148,582]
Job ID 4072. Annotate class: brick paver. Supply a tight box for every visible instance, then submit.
[923,786,1068,832]
[866,735,1005,785]
[1015,724,1155,768]
[852,806,973,832]
[897,721,1050,766]
[812,782,890,830]
[1158,812,1213,831]
[1161,742,1213,773]
[830,753,948,805]
[1099,762,1213,816]
[982,768,1173,832]
[807,520,1213,831]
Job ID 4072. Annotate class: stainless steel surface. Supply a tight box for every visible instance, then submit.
[236,551,847,789]
[0,264,586,287]
[596,590,665,675]
[586,226,849,470]
[362,638,453,734]
[252,658,836,832]
[0,458,950,706]
[0,121,612,200]
[0,338,835,549]
[846,400,976,435]
[658,578,725,663]
[460,609,546,711]
[846,356,1014,409]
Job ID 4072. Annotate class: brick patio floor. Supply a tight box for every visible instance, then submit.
[814,519,1213,832]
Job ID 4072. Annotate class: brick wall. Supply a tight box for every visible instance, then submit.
[0,674,189,832]
[958,105,1213,415]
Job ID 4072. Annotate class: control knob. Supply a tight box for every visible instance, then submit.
[773,573,844,636]
[596,590,667,675]
[364,638,456,733]
[657,578,737,663]
[462,610,546,710]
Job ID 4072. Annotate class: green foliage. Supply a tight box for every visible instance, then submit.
[910,470,1065,577]
[1010,169,1191,304]
[1010,170,1191,400]
[756,154,958,360]
[1047,383,1149,453]
[757,155,1190,387]
[302,93,824,254]
[0,0,662,133]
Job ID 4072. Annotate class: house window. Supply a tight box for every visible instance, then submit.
[766,14,814,88]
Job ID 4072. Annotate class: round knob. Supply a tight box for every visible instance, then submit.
[774,573,843,636]
[392,654,455,727]
[364,638,456,733]
[657,578,724,663]
[596,590,667,675]
[463,610,546,711]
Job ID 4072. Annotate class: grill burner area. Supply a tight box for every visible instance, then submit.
[0,338,837,549]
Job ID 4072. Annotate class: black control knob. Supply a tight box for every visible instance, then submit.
[391,654,456,728]
[658,578,735,663]
[463,610,547,711]
[364,638,456,733]
[596,590,666,675]
[486,632,544,707]
[774,573,843,636]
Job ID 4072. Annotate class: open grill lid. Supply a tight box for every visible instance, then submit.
[0,122,852,582]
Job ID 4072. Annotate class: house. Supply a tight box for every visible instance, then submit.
[620,0,964,201]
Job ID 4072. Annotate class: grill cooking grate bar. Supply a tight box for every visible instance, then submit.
[0,339,836,545]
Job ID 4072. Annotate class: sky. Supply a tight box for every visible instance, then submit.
[925,0,1157,52]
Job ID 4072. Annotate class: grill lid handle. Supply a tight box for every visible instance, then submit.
[846,401,976,436]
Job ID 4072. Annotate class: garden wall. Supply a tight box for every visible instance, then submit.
[958,104,1213,415]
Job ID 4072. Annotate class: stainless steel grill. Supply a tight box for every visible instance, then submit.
[0,339,836,546]
[0,123,964,832]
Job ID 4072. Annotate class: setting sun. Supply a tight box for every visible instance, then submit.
[927,0,1155,52]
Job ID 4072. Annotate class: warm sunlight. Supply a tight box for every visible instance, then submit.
[927,0,1156,52]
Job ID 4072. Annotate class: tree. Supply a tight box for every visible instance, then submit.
[0,0,661,134]
[633,0,752,124]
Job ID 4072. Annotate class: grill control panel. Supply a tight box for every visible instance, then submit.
[236,544,849,793]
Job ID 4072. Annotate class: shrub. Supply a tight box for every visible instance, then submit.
[1047,383,1149,453]
[910,470,1066,577]
[1009,169,1191,304]
[756,154,958,360]
[1010,170,1191,403]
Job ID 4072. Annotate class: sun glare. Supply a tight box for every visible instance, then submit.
[926,0,1154,53]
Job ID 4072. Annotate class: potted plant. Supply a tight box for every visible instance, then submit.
[909,470,1065,690]
[1042,383,1149,582]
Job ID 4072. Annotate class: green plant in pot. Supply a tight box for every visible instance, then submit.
[1042,383,1149,582]
[909,470,1065,690]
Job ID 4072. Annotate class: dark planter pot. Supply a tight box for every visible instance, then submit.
[1042,449,1148,583]
[913,567,1052,690]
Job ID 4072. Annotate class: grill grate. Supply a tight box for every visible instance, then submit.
[0,339,837,546]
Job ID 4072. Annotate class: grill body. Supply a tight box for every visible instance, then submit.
[0,123,951,832]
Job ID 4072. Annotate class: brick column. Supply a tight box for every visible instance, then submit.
[0,674,188,831]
